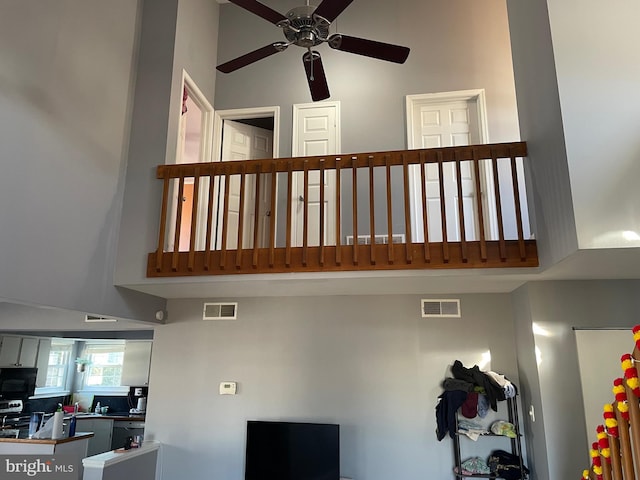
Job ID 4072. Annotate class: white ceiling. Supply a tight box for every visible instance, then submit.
[123,248,640,299]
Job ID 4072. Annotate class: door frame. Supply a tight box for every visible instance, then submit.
[212,106,280,248]
[291,101,341,246]
[168,70,215,251]
[404,89,498,241]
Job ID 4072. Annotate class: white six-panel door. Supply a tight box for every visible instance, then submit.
[220,119,273,249]
[292,102,340,247]
[414,100,478,242]
[406,91,491,243]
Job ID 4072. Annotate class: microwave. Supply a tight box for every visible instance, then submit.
[0,367,37,400]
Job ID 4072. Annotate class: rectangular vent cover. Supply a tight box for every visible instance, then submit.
[203,302,238,320]
[421,299,461,318]
[85,315,117,323]
[345,234,406,245]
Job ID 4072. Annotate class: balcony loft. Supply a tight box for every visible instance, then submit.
[147,142,538,278]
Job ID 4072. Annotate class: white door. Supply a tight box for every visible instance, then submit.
[167,74,213,252]
[220,119,273,250]
[292,102,340,247]
[406,91,492,243]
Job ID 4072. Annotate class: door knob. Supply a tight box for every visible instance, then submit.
[298,195,304,202]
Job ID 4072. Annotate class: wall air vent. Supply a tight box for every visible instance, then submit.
[203,302,238,320]
[421,299,461,318]
[345,234,406,245]
[85,315,117,323]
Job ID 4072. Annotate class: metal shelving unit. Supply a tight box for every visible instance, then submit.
[452,396,526,479]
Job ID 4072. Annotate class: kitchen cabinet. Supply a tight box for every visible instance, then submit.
[35,338,52,387]
[121,341,152,386]
[0,336,39,367]
[77,418,114,457]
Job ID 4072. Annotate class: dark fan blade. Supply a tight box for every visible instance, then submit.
[313,0,354,22]
[328,34,410,64]
[217,43,287,73]
[228,0,287,25]
[302,51,330,102]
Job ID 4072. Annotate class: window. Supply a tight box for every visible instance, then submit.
[44,339,74,389]
[81,342,125,388]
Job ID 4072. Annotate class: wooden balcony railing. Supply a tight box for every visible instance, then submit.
[147,141,538,277]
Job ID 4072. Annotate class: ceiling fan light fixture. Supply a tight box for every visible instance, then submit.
[219,0,411,101]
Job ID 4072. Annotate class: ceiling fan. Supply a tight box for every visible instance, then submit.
[216,0,410,101]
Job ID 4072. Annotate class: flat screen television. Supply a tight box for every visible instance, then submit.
[244,420,340,480]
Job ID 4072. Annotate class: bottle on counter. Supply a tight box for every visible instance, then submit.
[68,414,77,437]
[95,402,101,414]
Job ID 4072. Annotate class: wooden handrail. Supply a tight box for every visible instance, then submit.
[147,142,537,277]
[156,142,528,178]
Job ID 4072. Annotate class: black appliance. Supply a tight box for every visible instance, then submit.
[244,420,340,480]
[0,368,37,400]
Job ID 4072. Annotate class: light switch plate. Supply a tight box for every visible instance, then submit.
[219,381,237,395]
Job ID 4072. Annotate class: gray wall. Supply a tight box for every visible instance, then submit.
[513,280,640,480]
[506,0,578,268]
[115,0,219,288]
[511,285,549,480]
[545,0,640,250]
[0,0,165,321]
[144,293,520,480]
[216,0,520,157]
[217,0,527,248]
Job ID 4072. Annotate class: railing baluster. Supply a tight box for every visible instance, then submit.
[155,171,170,272]
[147,141,537,276]
[172,174,185,271]
[335,158,342,266]
[402,154,412,264]
[491,149,506,260]
[385,155,394,264]
[252,166,262,268]
[419,152,430,262]
[188,167,201,271]
[269,162,277,267]
[285,161,293,267]
[236,166,246,269]
[510,152,526,260]
[454,151,468,262]
[204,173,215,271]
[352,156,359,265]
[616,401,635,480]
[437,152,449,263]
[368,155,376,265]
[302,159,309,266]
[319,159,325,266]
[472,149,487,261]
[220,169,231,269]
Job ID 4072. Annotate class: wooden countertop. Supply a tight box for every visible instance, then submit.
[73,414,145,422]
[0,432,94,445]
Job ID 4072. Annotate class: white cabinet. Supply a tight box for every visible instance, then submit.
[77,418,114,457]
[121,341,152,386]
[35,338,52,387]
[0,336,39,367]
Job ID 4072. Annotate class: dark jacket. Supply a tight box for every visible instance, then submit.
[451,360,505,411]
[435,389,468,440]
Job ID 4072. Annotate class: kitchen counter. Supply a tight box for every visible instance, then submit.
[0,432,93,479]
[67,413,145,422]
[0,432,94,444]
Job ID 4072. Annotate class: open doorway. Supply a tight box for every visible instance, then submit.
[211,107,280,250]
[167,70,214,252]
